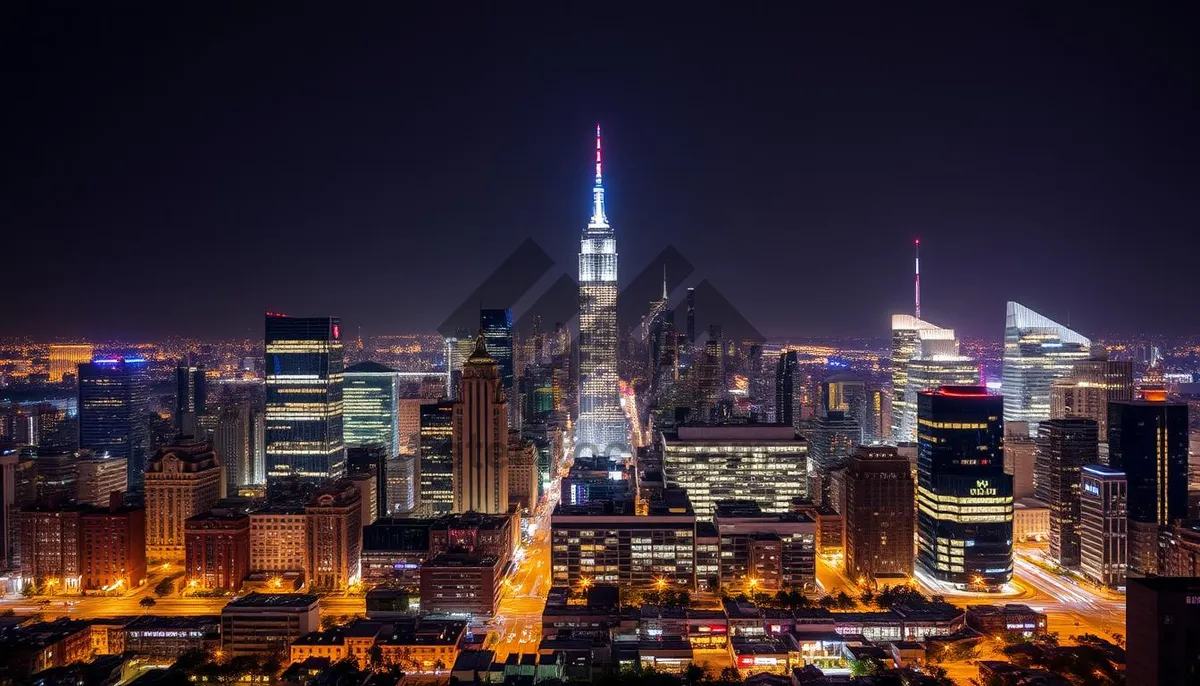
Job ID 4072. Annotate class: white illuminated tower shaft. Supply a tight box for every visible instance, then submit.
[915,238,921,318]
[576,125,626,456]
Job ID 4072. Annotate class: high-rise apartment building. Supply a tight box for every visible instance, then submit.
[397,399,422,455]
[916,386,1012,590]
[1001,302,1090,433]
[248,507,307,576]
[264,314,345,483]
[1036,418,1098,568]
[845,446,915,582]
[660,424,808,521]
[343,362,400,458]
[78,357,150,493]
[48,344,93,384]
[576,126,625,455]
[18,505,82,590]
[507,436,538,511]
[175,365,207,436]
[144,438,222,561]
[346,444,389,520]
[305,481,362,591]
[775,351,799,429]
[1108,398,1189,576]
[452,337,508,514]
[419,401,454,515]
[890,314,956,444]
[1078,464,1126,588]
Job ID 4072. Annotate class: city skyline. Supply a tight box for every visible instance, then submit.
[4,5,1199,340]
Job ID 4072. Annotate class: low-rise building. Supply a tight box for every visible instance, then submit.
[123,615,219,661]
[185,510,250,591]
[376,618,467,673]
[966,604,1048,637]
[420,552,505,617]
[714,500,817,593]
[80,502,146,592]
[1013,497,1050,542]
[220,593,320,657]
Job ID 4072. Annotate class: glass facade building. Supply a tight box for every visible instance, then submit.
[78,357,150,492]
[660,425,809,521]
[1079,464,1127,588]
[576,126,626,456]
[916,386,1013,589]
[264,314,345,483]
[1002,302,1091,433]
[889,315,956,444]
[419,401,454,515]
[343,361,400,457]
[900,355,980,443]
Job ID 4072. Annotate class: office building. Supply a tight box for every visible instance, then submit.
[452,336,509,514]
[900,354,981,443]
[33,448,80,502]
[348,472,378,524]
[1079,464,1127,588]
[1108,398,1189,576]
[18,505,83,589]
[347,444,389,522]
[576,126,625,455]
[844,446,915,582]
[551,489,696,590]
[419,401,455,515]
[1003,422,1036,500]
[890,314,956,444]
[185,511,250,591]
[77,357,150,493]
[1001,302,1090,433]
[144,438,223,560]
[808,410,862,507]
[220,593,320,658]
[713,500,817,592]
[48,344,93,384]
[397,399,422,455]
[343,362,401,458]
[1126,577,1200,686]
[248,507,307,576]
[385,453,418,515]
[1050,354,1134,459]
[508,436,538,510]
[73,452,126,506]
[214,405,252,496]
[1036,418,1098,568]
[420,552,505,617]
[306,481,362,591]
[916,386,1013,589]
[660,424,808,521]
[175,365,207,436]
[775,351,800,429]
[80,501,145,592]
[479,309,515,408]
[264,314,346,483]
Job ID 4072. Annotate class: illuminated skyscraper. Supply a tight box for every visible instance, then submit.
[175,364,206,436]
[890,314,956,444]
[1036,418,1098,568]
[343,361,400,457]
[452,335,509,514]
[1002,302,1090,433]
[479,309,515,402]
[78,357,150,493]
[1049,353,1133,460]
[775,351,799,429]
[916,386,1012,590]
[901,353,981,442]
[264,314,346,484]
[419,401,454,515]
[48,344,93,384]
[576,125,625,455]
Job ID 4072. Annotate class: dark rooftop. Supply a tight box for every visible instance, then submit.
[224,592,319,609]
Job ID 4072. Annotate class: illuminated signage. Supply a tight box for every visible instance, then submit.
[1082,482,1100,497]
[969,479,997,497]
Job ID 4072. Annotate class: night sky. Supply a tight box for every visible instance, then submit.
[4,3,1198,340]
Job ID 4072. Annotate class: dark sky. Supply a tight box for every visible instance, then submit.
[4,2,1198,341]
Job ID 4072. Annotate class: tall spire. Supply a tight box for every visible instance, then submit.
[914,238,921,318]
[588,124,609,229]
[662,264,668,300]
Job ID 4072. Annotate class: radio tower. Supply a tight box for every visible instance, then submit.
[914,238,921,318]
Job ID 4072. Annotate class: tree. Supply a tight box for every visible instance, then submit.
[859,589,875,605]
[850,657,884,676]
[154,577,175,598]
[683,663,707,686]
[834,591,855,610]
[367,644,384,673]
[139,596,157,609]
[818,594,836,609]
[716,666,741,684]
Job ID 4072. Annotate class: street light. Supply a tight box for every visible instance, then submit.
[654,576,668,591]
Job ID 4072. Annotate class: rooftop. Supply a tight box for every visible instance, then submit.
[346,361,398,374]
[223,592,319,609]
